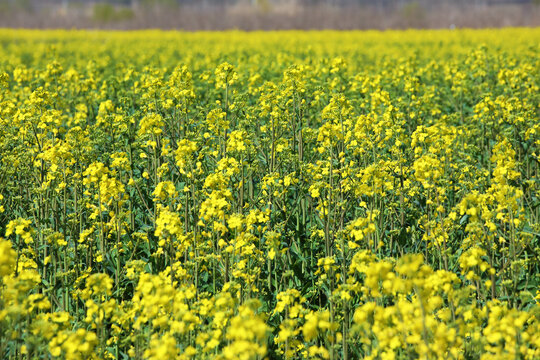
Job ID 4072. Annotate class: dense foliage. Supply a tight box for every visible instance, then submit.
[0,29,540,359]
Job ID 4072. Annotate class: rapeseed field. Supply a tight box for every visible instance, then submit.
[0,28,539,359]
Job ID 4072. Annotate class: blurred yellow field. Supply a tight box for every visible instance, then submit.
[0,28,539,359]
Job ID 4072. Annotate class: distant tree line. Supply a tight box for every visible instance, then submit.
[2,0,535,8]
[1,0,537,29]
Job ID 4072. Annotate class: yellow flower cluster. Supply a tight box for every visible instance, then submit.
[0,28,539,359]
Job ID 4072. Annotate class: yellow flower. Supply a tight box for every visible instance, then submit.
[0,238,16,276]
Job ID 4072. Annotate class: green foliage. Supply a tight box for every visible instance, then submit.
[92,4,134,23]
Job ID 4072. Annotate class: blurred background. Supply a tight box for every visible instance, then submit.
[0,0,539,30]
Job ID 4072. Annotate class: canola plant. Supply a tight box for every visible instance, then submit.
[0,28,540,359]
